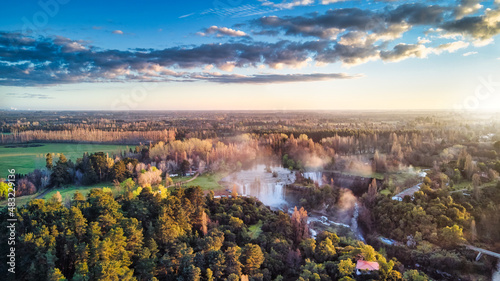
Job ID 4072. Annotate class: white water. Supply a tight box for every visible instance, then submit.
[351,202,365,242]
[493,261,500,281]
[303,171,323,186]
[221,165,296,208]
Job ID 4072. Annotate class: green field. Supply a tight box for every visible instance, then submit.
[173,173,227,190]
[0,143,130,177]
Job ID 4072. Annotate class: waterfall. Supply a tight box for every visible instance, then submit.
[303,171,323,186]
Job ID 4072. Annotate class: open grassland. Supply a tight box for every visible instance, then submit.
[0,143,129,177]
[170,172,227,190]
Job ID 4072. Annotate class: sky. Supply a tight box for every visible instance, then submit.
[0,0,500,111]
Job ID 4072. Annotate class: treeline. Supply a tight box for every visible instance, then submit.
[0,128,177,144]
[0,186,427,281]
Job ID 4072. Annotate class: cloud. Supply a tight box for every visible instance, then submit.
[258,0,314,9]
[0,2,498,86]
[252,4,448,40]
[112,30,124,35]
[198,26,248,37]
[6,93,54,99]
[380,44,435,62]
[194,72,361,84]
[441,8,500,40]
[454,0,483,19]
[463,51,478,56]
[436,40,469,53]
[201,4,277,18]
[321,0,348,4]
[92,26,102,30]
[179,12,195,19]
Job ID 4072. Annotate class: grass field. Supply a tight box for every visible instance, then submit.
[0,143,129,177]
[170,173,227,190]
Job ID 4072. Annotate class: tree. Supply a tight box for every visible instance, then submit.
[225,246,243,277]
[338,259,355,277]
[299,239,316,259]
[46,153,53,170]
[242,244,264,276]
[403,270,429,281]
[50,153,72,187]
[48,268,67,281]
[314,238,336,262]
[51,191,63,204]
[112,161,127,182]
[180,159,191,176]
[438,224,466,248]
[291,207,309,244]
[0,182,9,200]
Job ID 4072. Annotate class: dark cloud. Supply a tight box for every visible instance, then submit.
[441,9,500,39]
[388,4,447,25]
[0,32,354,85]
[252,4,450,39]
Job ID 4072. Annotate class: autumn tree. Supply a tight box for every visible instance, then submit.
[291,206,309,244]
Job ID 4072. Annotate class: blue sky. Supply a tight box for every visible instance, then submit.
[1,0,500,110]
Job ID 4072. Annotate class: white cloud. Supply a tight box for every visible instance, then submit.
[321,0,348,4]
[473,38,494,47]
[437,41,469,53]
[179,13,195,19]
[463,51,478,56]
[259,0,314,9]
[418,37,431,44]
[201,26,248,37]
[112,30,124,35]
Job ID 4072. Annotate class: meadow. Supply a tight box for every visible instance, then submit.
[0,142,129,178]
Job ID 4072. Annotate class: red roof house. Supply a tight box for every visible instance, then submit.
[356,260,380,275]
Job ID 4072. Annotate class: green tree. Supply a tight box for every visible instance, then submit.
[112,161,127,182]
[314,238,336,262]
[438,224,466,248]
[403,270,429,281]
[225,246,243,277]
[338,259,355,277]
[48,268,67,281]
[46,153,53,170]
[242,244,265,276]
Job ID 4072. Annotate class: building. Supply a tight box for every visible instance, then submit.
[356,260,379,276]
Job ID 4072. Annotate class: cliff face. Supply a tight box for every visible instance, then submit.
[326,172,383,196]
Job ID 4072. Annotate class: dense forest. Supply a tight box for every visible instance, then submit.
[0,186,425,281]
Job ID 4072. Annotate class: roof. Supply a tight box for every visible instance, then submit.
[356,261,379,271]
